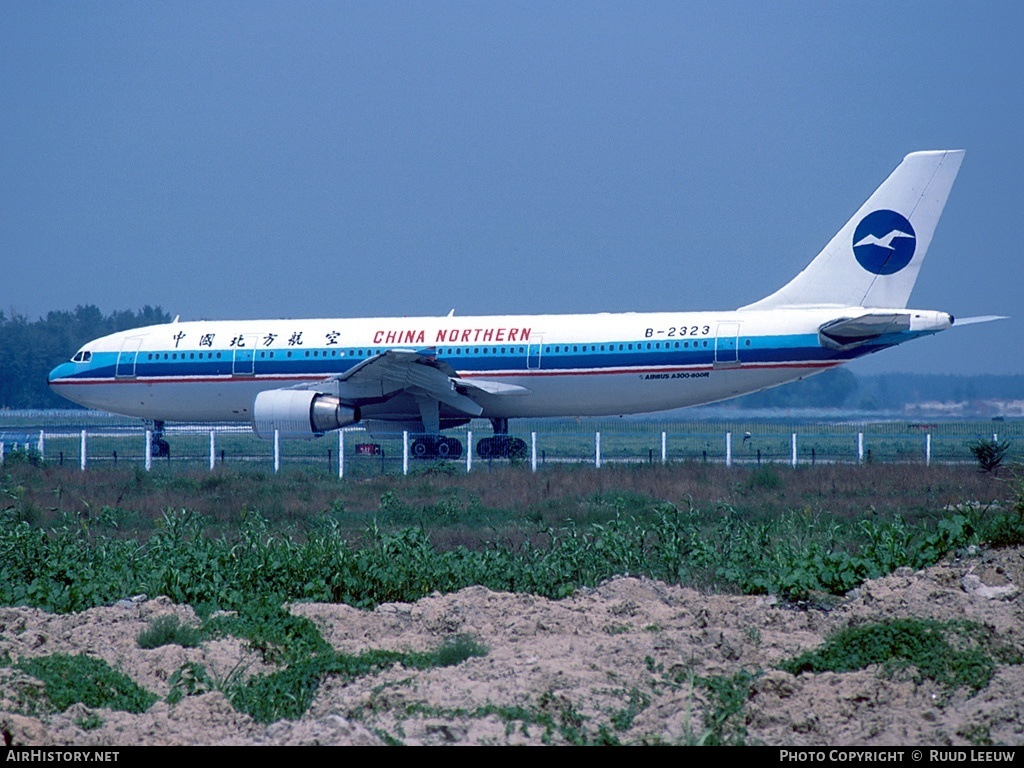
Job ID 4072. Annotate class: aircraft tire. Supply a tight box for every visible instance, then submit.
[476,437,493,459]
[446,437,464,459]
[411,438,435,459]
[435,437,463,459]
[508,437,527,460]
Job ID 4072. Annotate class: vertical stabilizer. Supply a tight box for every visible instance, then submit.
[740,150,964,310]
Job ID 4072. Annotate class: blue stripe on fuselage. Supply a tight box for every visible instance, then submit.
[49,330,935,384]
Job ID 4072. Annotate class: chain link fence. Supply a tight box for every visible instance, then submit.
[1,410,1019,476]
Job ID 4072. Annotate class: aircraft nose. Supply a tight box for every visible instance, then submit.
[48,362,75,387]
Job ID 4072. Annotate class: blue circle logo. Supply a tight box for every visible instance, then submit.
[852,210,916,275]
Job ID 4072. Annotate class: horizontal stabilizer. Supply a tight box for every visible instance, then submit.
[952,315,1009,326]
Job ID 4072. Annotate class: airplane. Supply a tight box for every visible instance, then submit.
[49,150,992,459]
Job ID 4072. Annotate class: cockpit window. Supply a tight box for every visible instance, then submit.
[71,351,92,363]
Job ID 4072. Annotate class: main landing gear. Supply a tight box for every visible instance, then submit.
[475,417,527,460]
[410,436,464,460]
[406,418,528,461]
[476,435,528,460]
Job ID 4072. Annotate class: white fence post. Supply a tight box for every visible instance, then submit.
[1,442,5,464]
[531,431,537,472]
[661,431,667,464]
[145,430,152,471]
[80,430,87,471]
[466,430,472,473]
[338,430,345,479]
[595,431,601,468]
[725,432,732,467]
[926,433,931,466]
[209,430,216,471]
[274,429,280,473]
[37,430,44,461]
[858,432,864,463]
[402,431,409,475]
[791,433,798,468]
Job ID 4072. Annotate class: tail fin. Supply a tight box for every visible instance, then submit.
[740,150,965,310]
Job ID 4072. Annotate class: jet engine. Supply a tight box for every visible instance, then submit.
[253,390,360,439]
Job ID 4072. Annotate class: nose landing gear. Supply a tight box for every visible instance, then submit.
[150,421,170,458]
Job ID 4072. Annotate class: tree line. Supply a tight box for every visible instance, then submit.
[0,306,170,409]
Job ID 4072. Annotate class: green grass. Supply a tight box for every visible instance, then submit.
[9,612,489,726]
[779,618,1022,694]
[3,469,1024,614]
[203,603,489,724]
[4,460,1022,741]
[16,654,157,714]
[136,614,206,649]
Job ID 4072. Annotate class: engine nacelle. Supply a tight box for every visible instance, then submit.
[252,390,361,440]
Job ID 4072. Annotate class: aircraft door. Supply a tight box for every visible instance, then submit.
[232,335,260,375]
[714,323,741,367]
[115,337,144,378]
[527,338,543,369]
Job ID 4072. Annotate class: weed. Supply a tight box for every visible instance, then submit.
[137,614,205,649]
[697,670,760,745]
[205,602,331,665]
[17,654,157,713]
[969,439,1011,474]
[207,602,488,724]
[779,618,1018,694]
[958,722,994,746]
[427,634,488,667]
[166,662,214,705]
[986,472,1024,547]
[3,470,1024,615]
[3,447,43,468]
[74,712,105,731]
[746,466,782,491]
[609,687,650,731]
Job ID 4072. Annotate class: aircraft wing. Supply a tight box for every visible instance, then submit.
[292,348,529,417]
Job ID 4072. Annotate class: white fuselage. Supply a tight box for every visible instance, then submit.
[47,307,952,428]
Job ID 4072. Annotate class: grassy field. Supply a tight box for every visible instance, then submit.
[2,458,1023,633]
[1,459,1013,544]
[5,441,1023,743]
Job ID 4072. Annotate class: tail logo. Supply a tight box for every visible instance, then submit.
[852,210,917,275]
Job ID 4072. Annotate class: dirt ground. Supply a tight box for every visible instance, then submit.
[2,546,1022,746]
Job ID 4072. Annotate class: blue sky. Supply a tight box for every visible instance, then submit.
[3,1,1022,374]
